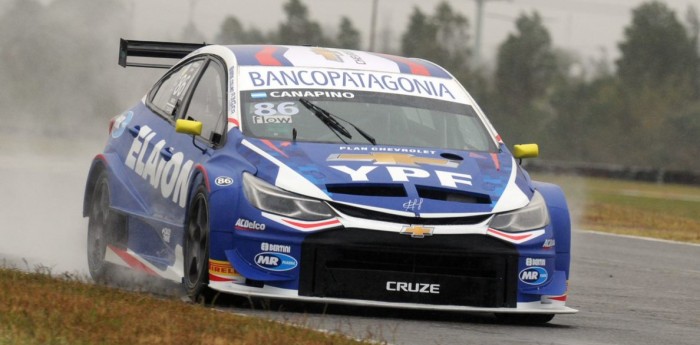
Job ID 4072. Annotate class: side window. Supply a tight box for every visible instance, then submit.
[150,60,204,118]
[184,61,225,142]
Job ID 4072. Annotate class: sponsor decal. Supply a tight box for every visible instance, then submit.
[343,50,367,64]
[209,259,237,282]
[311,47,344,62]
[386,281,440,294]
[339,146,437,155]
[330,165,472,188]
[215,176,234,186]
[124,126,194,208]
[251,102,298,124]
[525,257,546,267]
[252,115,292,124]
[261,242,291,254]
[308,48,366,65]
[253,102,300,116]
[161,228,171,243]
[403,198,423,212]
[400,225,434,238]
[209,259,236,275]
[543,238,556,248]
[268,90,355,99]
[111,111,133,138]
[254,252,297,271]
[229,66,237,117]
[245,68,456,100]
[519,267,548,285]
[251,91,267,99]
[235,218,266,231]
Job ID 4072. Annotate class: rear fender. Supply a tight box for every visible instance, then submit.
[83,155,108,217]
[83,153,149,218]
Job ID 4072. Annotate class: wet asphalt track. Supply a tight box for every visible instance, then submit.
[1,138,699,345]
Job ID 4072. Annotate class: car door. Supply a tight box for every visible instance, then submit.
[132,58,205,219]
[165,57,228,224]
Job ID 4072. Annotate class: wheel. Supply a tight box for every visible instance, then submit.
[87,170,125,282]
[183,183,212,303]
[495,313,555,325]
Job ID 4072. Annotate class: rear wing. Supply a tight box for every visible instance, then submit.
[118,38,208,68]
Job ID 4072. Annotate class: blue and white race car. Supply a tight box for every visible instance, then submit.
[84,39,576,323]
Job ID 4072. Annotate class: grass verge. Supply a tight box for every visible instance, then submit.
[0,267,369,345]
[533,173,700,243]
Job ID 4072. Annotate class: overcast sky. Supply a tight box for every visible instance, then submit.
[22,0,700,66]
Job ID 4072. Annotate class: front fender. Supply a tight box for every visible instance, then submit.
[191,154,256,262]
[532,181,571,278]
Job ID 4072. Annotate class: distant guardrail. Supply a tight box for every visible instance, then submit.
[523,160,700,186]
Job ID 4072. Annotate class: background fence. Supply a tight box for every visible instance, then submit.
[524,160,700,186]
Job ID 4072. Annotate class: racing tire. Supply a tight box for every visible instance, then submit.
[183,183,213,303]
[495,313,555,325]
[87,171,125,283]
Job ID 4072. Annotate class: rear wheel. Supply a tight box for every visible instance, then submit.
[183,184,212,303]
[87,171,124,282]
[495,313,555,325]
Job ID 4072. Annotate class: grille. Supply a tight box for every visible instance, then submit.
[299,229,518,308]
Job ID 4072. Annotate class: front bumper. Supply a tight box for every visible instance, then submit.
[212,227,576,314]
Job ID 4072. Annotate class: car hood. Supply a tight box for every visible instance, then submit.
[240,139,532,216]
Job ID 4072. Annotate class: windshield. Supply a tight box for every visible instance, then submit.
[241,89,498,152]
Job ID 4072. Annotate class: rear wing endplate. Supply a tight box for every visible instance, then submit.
[118,38,208,69]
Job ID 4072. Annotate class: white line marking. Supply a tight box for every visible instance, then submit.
[578,229,700,247]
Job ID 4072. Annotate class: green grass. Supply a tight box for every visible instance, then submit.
[533,173,700,243]
[0,268,370,345]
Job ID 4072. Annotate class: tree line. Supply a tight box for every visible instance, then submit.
[1,0,698,171]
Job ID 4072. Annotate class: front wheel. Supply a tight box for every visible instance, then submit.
[183,184,212,303]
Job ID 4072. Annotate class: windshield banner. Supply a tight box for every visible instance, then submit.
[239,67,470,103]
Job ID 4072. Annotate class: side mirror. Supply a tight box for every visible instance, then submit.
[175,119,202,136]
[513,143,539,159]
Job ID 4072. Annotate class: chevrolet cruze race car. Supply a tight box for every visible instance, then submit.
[84,39,576,323]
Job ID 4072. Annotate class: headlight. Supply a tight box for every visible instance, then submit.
[242,173,334,221]
[489,191,550,232]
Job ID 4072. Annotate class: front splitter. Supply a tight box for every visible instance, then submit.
[209,281,578,314]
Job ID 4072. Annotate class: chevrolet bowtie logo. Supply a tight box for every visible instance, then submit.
[311,47,344,62]
[327,153,459,168]
[400,225,434,238]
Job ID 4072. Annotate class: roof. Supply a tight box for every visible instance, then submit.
[224,45,452,79]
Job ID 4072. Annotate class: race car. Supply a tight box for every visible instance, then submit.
[84,39,577,323]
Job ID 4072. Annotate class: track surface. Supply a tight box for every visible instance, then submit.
[1,139,699,344]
